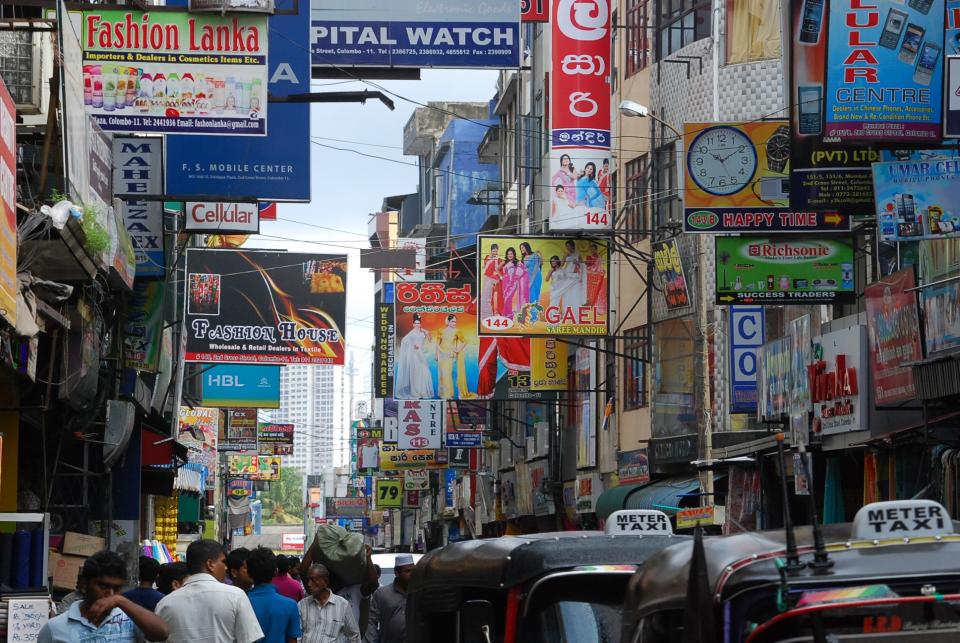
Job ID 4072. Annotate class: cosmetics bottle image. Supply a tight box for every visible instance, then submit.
[92,73,104,109]
[166,73,180,100]
[83,65,92,105]
[114,67,127,110]
[140,73,153,99]
[126,67,138,106]
[152,73,167,113]
[103,69,116,111]
[213,78,225,113]
[241,80,252,111]
[250,78,263,112]
[180,73,195,115]
[224,77,237,112]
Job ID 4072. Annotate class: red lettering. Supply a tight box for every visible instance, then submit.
[843,49,878,65]
[848,32,876,46]
[402,410,421,422]
[846,12,879,28]
[850,0,878,8]
[845,68,878,83]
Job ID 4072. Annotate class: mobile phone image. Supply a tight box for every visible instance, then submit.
[797,86,822,135]
[899,24,925,65]
[879,8,908,49]
[799,0,824,45]
[908,0,933,14]
[913,41,941,85]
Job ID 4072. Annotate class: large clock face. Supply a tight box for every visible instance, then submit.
[687,125,758,196]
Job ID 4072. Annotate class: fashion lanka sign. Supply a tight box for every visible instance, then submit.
[865,268,922,405]
[183,249,347,364]
[715,237,856,305]
[477,236,609,336]
[79,10,268,135]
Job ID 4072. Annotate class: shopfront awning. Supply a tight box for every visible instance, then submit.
[624,477,702,513]
[595,482,651,520]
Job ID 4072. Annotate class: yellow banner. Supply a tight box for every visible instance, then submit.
[530,337,568,390]
[378,444,448,471]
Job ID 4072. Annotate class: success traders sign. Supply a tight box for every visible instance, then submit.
[183,249,347,364]
[715,237,856,305]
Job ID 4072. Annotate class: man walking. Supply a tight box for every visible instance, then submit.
[298,564,360,643]
[155,539,264,643]
[226,547,253,591]
[245,547,301,643]
[123,556,165,611]
[38,550,169,642]
[365,555,415,643]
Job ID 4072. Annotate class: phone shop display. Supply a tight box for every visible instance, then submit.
[873,159,960,242]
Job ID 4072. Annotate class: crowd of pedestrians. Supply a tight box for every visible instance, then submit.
[38,539,416,643]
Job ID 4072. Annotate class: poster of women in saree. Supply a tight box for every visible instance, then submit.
[548,0,611,231]
[177,406,220,486]
[478,236,609,336]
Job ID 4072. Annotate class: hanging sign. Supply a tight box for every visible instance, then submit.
[375,479,402,509]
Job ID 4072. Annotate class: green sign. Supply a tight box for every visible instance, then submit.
[715,237,856,305]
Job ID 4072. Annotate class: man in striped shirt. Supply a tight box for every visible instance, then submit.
[298,564,360,643]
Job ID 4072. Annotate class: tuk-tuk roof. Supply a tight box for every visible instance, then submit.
[623,521,960,621]
[410,530,689,594]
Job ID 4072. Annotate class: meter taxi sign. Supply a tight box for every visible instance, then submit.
[852,500,953,540]
[604,510,673,536]
[376,479,403,509]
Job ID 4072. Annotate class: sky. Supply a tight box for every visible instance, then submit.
[247,69,499,398]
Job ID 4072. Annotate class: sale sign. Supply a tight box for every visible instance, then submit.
[398,400,443,450]
[549,0,611,231]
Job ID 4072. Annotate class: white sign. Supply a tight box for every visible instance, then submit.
[575,472,602,514]
[946,57,960,138]
[7,598,50,643]
[398,399,443,450]
[605,510,673,536]
[113,136,164,277]
[811,325,867,436]
[185,201,259,234]
[404,469,429,490]
[852,500,953,540]
[396,237,426,282]
[281,532,306,549]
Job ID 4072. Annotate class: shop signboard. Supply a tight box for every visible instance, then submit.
[257,423,294,455]
[683,121,850,233]
[200,364,280,408]
[404,469,428,490]
[79,10,268,135]
[374,284,395,399]
[309,0,520,69]
[548,0,611,231]
[398,399,443,450]
[947,57,960,137]
[113,136,164,277]
[652,239,690,310]
[521,0,548,22]
[219,408,258,453]
[445,410,483,447]
[447,447,475,469]
[729,307,764,414]
[184,201,259,234]
[865,269,923,404]
[393,282,478,399]
[757,336,791,422]
[396,238,426,281]
[177,406,219,478]
[484,338,565,401]
[789,315,814,445]
[358,437,380,470]
[375,479,402,509]
[530,338,568,390]
[226,455,281,480]
[715,237,856,305]
[124,280,164,372]
[452,400,486,426]
[677,506,714,529]
[575,472,602,514]
[378,444,448,471]
[617,449,650,485]
[500,469,517,518]
[477,236,609,336]
[823,0,944,143]
[811,325,867,436]
[529,459,555,516]
[873,160,960,242]
[403,490,420,508]
[227,479,254,497]
[183,250,347,364]
[922,280,960,356]
[0,76,14,327]
[325,497,367,518]
[58,0,88,203]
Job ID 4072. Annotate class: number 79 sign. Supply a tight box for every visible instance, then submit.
[376,479,402,508]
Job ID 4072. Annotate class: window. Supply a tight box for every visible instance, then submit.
[726,0,781,64]
[623,155,650,242]
[657,0,711,59]
[653,143,681,229]
[626,0,652,75]
[623,326,648,410]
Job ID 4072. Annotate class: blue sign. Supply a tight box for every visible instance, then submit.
[446,431,482,447]
[200,364,281,408]
[165,0,310,201]
[444,468,457,508]
[310,0,520,69]
[729,307,764,414]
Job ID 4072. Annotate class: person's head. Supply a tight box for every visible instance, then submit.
[550,255,561,269]
[555,184,565,197]
[288,557,302,580]
[490,243,499,256]
[186,539,227,582]
[138,555,160,586]
[374,564,382,579]
[226,547,252,589]
[505,247,517,263]
[520,242,532,257]
[584,162,596,178]
[245,547,277,586]
[394,554,416,590]
[602,158,609,170]
[560,154,571,169]
[156,562,189,595]
[565,240,576,253]
[79,550,128,604]
[446,314,457,328]
[590,242,599,253]
[276,554,292,577]
[412,312,422,328]
[305,563,331,599]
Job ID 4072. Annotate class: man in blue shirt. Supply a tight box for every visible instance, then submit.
[122,556,165,611]
[39,550,169,643]
[245,547,301,643]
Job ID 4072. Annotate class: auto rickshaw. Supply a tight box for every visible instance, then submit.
[407,509,687,643]
[621,499,960,642]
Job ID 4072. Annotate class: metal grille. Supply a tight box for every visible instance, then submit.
[912,358,960,401]
[0,31,39,108]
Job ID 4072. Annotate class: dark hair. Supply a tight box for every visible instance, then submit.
[520,242,532,256]
[225,547,250,572]
[560,153,571,166]
[565,240,576,250]
[156,562,189,594]
[138,556,160,583]
[412,313,422,323]
[186,539,225,574]
[555,184,564,191]
[505,247,518,265]
[246,547,278,586]
[490,243,499,250]
[446,314,456,322]
[550,255,561,267]
[584,161,597,177]
[81,550,128,582]
[276,554,292,575]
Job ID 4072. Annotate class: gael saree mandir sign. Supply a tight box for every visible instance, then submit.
[80,10,268,135]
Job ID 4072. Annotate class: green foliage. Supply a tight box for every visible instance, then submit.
[48,188,68,204]
[80,205,111,256]
[262,466,305,525]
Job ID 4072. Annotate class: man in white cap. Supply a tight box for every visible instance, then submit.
[364,554,416,643]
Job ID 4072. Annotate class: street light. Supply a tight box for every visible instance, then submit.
[618,100,682,138]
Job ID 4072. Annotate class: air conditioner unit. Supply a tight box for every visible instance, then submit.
[103,400,136,467]
[0,29,45,115]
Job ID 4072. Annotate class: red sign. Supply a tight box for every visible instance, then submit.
[0,75,15,326]
[521,0,548,22]
[403,490,420,509]
[865,269,922,405]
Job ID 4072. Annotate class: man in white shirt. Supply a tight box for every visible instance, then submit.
[155,539,264,643]
[298,564,360,643]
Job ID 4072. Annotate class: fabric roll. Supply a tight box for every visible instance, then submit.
[0,532,13,586]
[11,530,30,588]
[29,527,43,587]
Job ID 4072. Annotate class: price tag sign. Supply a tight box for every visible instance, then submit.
[376,479,402,509]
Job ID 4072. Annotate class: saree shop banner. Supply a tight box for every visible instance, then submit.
[549,0,611,231]
[477,236,609,336]
[393,282,478,400]
[865,268,923,405]
[481,337,566,401]
[227,455,281,480]
[79,10,268,135]
[184,250,347,364]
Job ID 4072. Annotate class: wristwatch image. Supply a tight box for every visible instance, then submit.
[765,125,791,174]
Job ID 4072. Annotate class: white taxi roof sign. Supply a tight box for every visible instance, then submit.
[852,500,954,540]
[605,510,673,536]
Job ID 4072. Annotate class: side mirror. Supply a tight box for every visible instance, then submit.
[459,599,496,643]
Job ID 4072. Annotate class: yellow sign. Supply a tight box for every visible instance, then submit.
[378,444,448,471]
[676,506,714,529]
[375,479,402,509]
[530,338,568,390]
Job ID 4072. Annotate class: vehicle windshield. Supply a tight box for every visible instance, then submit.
[518,570,633,643]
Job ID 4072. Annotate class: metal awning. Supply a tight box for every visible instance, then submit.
[624,477,702,513]
[595,482,651,520]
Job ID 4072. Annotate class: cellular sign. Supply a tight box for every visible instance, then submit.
[549,0,611,231]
